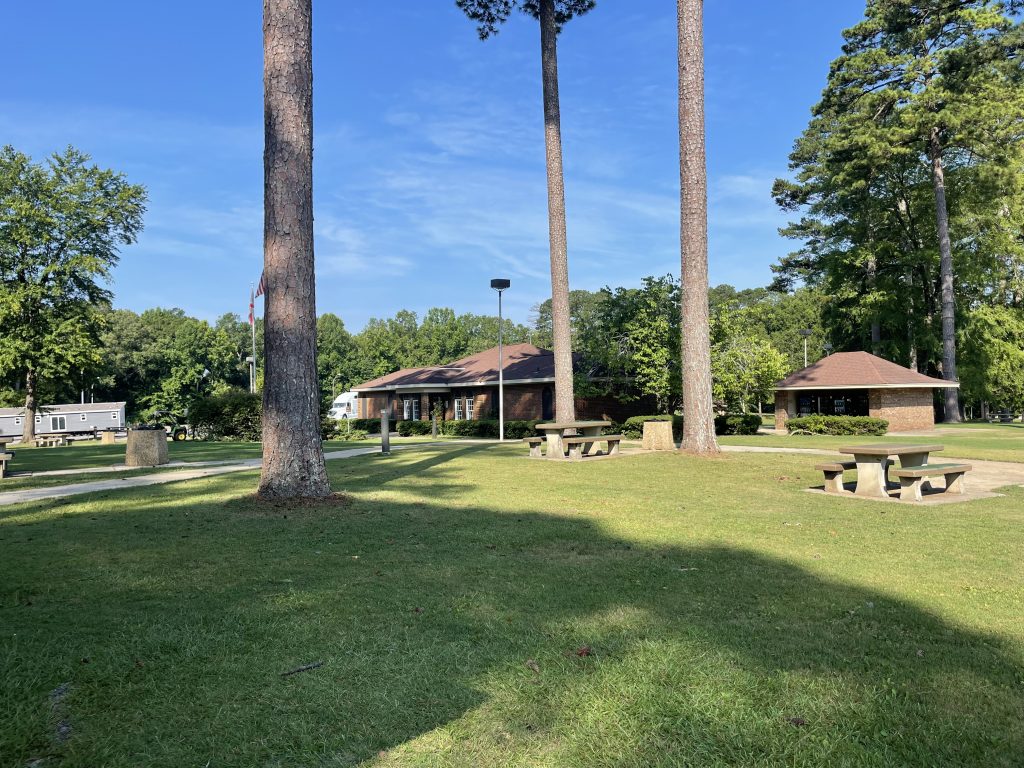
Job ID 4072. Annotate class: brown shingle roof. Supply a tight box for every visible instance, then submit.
[774,351,957,390]
[353,344,558,391]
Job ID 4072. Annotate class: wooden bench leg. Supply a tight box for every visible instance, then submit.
[899,476,923,502]
[945,471,966,494]
[823,470,844,494]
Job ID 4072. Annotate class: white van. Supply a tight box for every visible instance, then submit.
[329,391,358,420]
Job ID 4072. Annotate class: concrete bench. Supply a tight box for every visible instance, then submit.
[523,436,545,458]
[0,451,12,479]
[36,436,68,448]
[563,434,623,461]
[892,463,972,502]
[816,459,895,493]
[815,461,857,493]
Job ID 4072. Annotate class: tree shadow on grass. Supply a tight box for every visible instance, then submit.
[0,461,1021,766]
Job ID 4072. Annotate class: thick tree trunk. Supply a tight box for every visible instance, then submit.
[539,0,575,422]
[677,0,719,454]
[22,368,37,444]
[928,128,961,422]
[258,0,330,498]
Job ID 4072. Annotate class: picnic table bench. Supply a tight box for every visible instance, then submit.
[0,444,12,479]
[532,421,621,460]
[892,463,971,502]
[36,435,70,448]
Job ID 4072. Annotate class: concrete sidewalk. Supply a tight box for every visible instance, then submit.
[0,444,425,508]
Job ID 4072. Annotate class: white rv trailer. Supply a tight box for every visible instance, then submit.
[0,402,127,442]
[329,391,358,420]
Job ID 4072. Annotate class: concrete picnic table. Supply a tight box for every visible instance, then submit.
[838,443,944,499]
[536,420,611,459]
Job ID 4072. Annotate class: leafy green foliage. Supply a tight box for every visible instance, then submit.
[711,302,790,413]
[786,415,889,435]
[0,145,146,428]
[960,305,1024,411]
[714,413,762,436]
[773,0,1024,392]
[455,0,595,39]
[189,392,262,441]
[397,420,434,437]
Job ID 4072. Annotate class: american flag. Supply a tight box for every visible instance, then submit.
[248,286,255,326]
[255,270,267,298]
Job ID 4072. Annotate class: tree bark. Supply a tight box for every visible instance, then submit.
[677,0,719,454]
[258,0,330,498]
[539,0,575,422]
[22,368,37,445]
[928,127,961,422]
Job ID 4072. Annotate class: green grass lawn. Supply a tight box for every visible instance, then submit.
[1,444,1022,766]
[721,423,1024,463]
[2,438,407,475]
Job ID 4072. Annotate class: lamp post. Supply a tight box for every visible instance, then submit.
[490,278,511,441]
[799,329,813,368]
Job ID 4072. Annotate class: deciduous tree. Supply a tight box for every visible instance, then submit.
[0,146,146,443]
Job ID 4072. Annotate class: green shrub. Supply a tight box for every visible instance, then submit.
[714,413,762,435]
[189,392,261,441]
[621,415,683,440]
[397,420,434,437]
[440,419,499,438]
[349,418,387,434]
[785,415,888,436]
[344,429,369,441]
[503,420,542,439]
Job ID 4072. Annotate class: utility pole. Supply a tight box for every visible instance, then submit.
[491,278,511,441]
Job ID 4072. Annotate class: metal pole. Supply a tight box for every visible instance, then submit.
[498,288,504,442]
[804,337,808,368]
[250,283,258,394]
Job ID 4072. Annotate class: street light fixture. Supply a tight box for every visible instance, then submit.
[799,329,813,368]
[491,278,511,441]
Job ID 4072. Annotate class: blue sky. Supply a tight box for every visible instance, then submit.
[3,1,865,330]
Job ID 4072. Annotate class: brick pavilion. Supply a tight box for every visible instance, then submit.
[773,351,958,432]
[352,343,655,423]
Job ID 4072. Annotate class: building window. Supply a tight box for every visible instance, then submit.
[465,396,474,420]
[35,415,41,424]
[51,415,67,431]
[455,397,463,420]
[403,398,420,421]
[14,417,21,426]
[111,412,119,421]
[80,413,88,421]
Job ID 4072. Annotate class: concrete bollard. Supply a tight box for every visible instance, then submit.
[380,410,390,455]
[642,420,675,451]
[125,428,169,467]
[100,430,117,445]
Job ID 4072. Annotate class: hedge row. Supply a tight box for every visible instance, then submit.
[785,415,888,435]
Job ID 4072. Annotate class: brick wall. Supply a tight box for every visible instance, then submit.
[869,388,935,431]
[774,392,795,430]
[359,393,391,420]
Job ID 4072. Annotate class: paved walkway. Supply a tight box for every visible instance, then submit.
[0,445,409,508]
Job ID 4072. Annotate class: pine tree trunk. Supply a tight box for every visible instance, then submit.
[22,368,37,445]
[677,0,719,454]
[259,0,330,498]
[539,0,575,422]
[928,128,961,423]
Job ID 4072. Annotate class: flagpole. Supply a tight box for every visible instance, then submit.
[250,282,258,394]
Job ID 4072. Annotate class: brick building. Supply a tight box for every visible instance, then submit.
[773,351,957,432]
[352,343,655,423]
